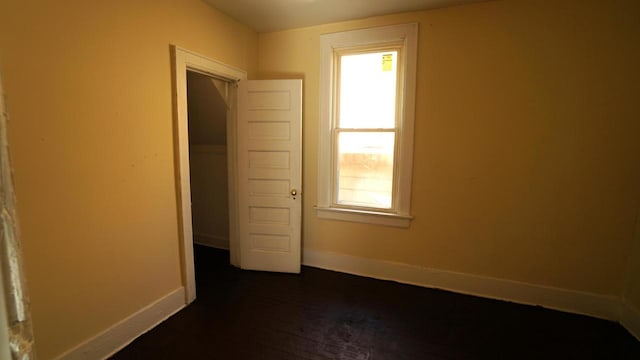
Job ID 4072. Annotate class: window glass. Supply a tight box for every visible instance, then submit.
[336,131,395,208]
[338,51,398,129]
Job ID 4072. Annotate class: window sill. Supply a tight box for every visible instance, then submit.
[314,206,413,228]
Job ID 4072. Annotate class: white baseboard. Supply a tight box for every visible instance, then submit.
[194,233,229,250]
[303,249,620,321]
[57,287,186,360]
[620,302,640,341]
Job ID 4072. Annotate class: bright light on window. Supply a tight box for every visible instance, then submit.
[335,50,399,209]
[337,132,395,208]
[339,51,398,129]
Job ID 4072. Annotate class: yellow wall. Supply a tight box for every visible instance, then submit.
[0,0,257,358]
[258,0,640,296]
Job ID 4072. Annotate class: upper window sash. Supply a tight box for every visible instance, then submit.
[334,45,403,130]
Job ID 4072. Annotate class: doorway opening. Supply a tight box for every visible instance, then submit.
[186,71,230,251]
[172,47,303,304]
[172,46,246,304]
[186,70,233,293]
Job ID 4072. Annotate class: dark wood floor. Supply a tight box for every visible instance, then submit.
[111,245,640,359]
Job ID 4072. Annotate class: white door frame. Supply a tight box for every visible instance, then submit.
[0,70,11,360]
[171,46,247,303]
[0,264,10,360]
[0,69,35,359]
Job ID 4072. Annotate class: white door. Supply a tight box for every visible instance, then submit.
[237,79,302,273]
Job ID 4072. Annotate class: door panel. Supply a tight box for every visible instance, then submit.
[237,79,302,273]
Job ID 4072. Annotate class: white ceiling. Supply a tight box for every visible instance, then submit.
[202,0,487,33]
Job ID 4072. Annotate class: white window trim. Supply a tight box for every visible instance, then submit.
[316,23,418,228]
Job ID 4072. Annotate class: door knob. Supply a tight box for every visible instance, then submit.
[290,189,297,196]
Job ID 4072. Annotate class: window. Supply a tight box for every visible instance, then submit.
[316,23,418,227]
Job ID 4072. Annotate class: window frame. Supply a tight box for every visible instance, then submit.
[333,46,401,211]
[316,23,418,228]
